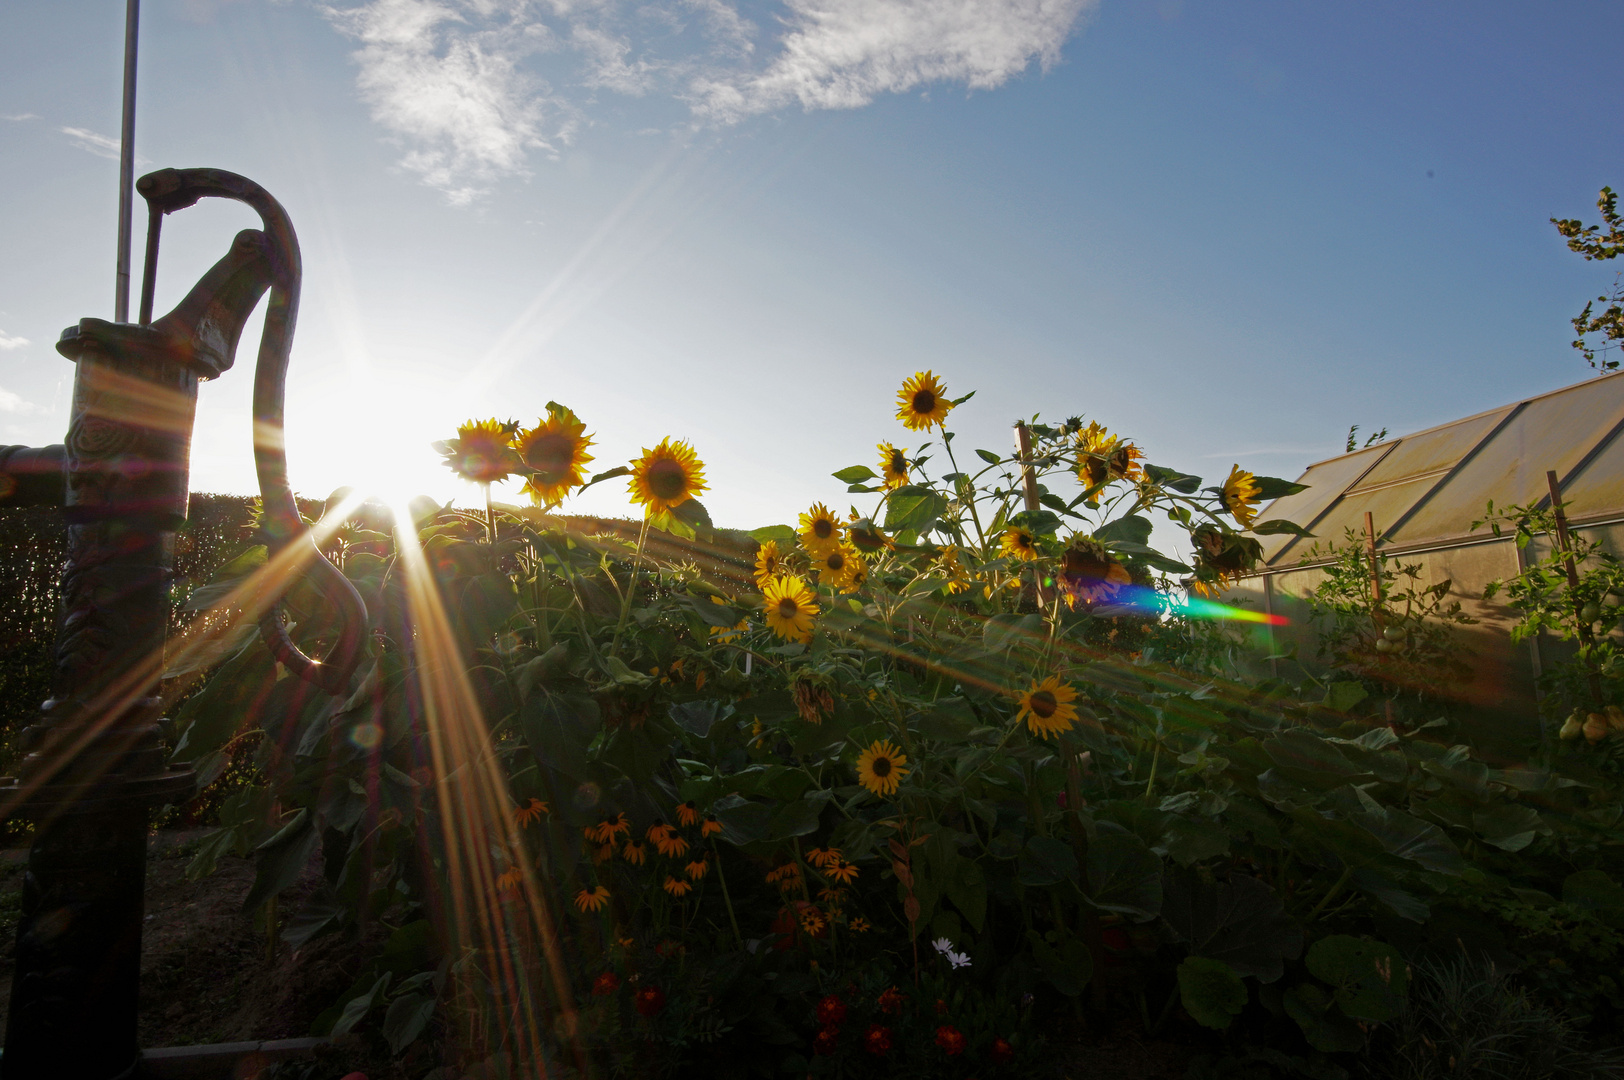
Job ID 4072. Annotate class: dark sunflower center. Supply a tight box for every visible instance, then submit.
[871,756,892,777]
[912,390,936,413]
[1029,690,1058,719]
[889,450,906,472]
[778,597,800,619]
[646,459,688,500]
[825,551,845,571]
[522,433,574,476]
[813,519,834,539]
[1018,533,1033,549]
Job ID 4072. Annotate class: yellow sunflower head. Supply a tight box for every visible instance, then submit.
[1016,676,1079,739]
[439,418,521,484]
[799,503,844,552]
[1075,422,1144,488]
[516,403,594,507]
[855,739,910,797]
[628,437,707,516]
[938,546,972,593]
[895,371,953,431]
[1000,526,1040,562]
[754,539,782,587]
[762,574,820,643]
[877,442,910,489]
[813,543,863,591]
[848,516,892,554]
[1222,465,1263,528]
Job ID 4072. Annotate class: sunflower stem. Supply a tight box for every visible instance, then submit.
[610,515,651,658]
[711,840,745,950]
[484,482,495,544]
[942,434,988,552]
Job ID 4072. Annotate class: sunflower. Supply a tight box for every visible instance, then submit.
[848,516,892,554]
[628,437,707,516]
[762,575,820,643]
[895,371,953,431]
[1059,539,1132,608]
[855,739,910,797]
[877,443,910,489]
[662,876,693,897]
[813,543,862,591]
[1016,676,1079,739]
[622,840,648,865]
[754,540,783,587]
[1222,465,1263,528]
[937,547,972,594]
[515,403,594,507]
[439,418,520,484]
[1075,421,1143,488]
[575,885,611,913]
[1001,527,1040,562]
[514,797,549,827]
[676,801,701,827]
[798,503,843,553]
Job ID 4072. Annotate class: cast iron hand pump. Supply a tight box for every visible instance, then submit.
[0,168,365,1079]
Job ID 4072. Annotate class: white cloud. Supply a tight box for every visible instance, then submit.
[0,386,43,415]
[323,0,1092,200]
[60,126,123,159]
[0,330,27,351]
[693,0,1095,122]
[2,113,40,122]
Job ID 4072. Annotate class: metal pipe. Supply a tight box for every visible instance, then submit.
[114,0,139,322]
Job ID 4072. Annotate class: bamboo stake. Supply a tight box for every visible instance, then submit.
[1547,470,1605,706]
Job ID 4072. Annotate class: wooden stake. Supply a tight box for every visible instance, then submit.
[1013,421,1041,513]
[1364,512,1382,606]
[1547,469,1605,706]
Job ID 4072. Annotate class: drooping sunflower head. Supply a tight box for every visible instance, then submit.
[895,371,953,431]
[855,739,910,797]
[1000,526,1040,562]
[848,515,892,554]
[516,403,594,507]
[1222,465,1263,528]
[762,574,820,643]
[439,418,521,484]
[1059,537,1132,608]
[628,437,707,516]
[877,442,910,489]
[1188,524,1263,596]
[754,539,782,587]
[799,503,844,553]
[1016,676,1079,739]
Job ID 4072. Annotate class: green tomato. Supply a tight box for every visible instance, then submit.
[1374,638,1394,654]
[1382,626,1407,642]
[1582,602,1602,622]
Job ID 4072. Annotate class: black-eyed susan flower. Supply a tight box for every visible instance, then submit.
[877,443,909,489]
[850,916,872,933]
[1016,676,1079,739]
[1222,465,1262,528]
[801,907,827,935]
[515,403,594,507]
[828,861,859,885]
[856,739,909,797]
[676,801,701,827]
[648,823,689,858]
[575,885,611,913]
[593,842,616,864]
[1000,526,1039,562]
[799,503,843,553]
[589,813,629,844]
[662,875,693,897]
[812,543,862,591]
[762,575,819,643]
[896,371,952,431]
[514,797,549,827]
[766,863,802,893]
[439,419,520,484]
[805,847,840,869]
[684,857,709,880]
[622,840,648,865]
[628,437,707,516]
[497,867,524,893]
[754,540,783,587]
[701,815,722,838]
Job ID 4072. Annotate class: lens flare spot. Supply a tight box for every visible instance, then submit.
[349,721,383,750]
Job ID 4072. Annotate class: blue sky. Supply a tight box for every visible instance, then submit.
[1,0,1620,533]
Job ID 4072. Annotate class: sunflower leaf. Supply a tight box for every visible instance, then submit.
[834,465,878,483]
[1144,464,1203,494]
[1251,518,1314,537]
[975,449,1002,465]
[950,391,976,406]
[750,525,797,544]
[847,484,879,493]
[1253,476,1309,501]
[580,465,632,490]
[672,497,714,537]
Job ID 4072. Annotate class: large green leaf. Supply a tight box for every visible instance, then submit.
[1253,476,1309,501]
[1250,519,1315,537]
[1027,931,1093,997]
[1305,935,1408,1022]
[749,525,797,544]
[832,465,879,483]
[884,485,948,532]
[244,809,319,912]
[383,993,436,1054]
[1161,871,1301,982]
[1471,803,1544,852]
[1178,957,1247,1030]
[1095,514,1154,547]
[1283,983,1364,1053]
[1018,835,1079,887]
[1144,465,1202,494]
[1086,827,1162,920]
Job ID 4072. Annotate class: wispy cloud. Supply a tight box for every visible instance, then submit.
[0,386,44,415]
[2,112,39,122]
[0,330,28,351]
[60,126,123,159]
[322,0,1093,201]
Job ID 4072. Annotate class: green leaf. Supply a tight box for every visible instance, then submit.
[1250,518,1315,537]
[711,794,770,845]
[1324,681,1369,712]
[1027,930,1092,997]
[750,525,797,544]
[332,973,392,1036]
[950,390,976,405]
[1562,869,1624,915]
[1086,827,1162,920]
[1178,957,1247,1030]
[1161,871,1301,981]
[1471,803,1544,852]
[1284,983,1364,1052]
[1018,835,1079,887]
[1253,476,1308,501]
[668,700,734,739]
[983,612,1044,652]
[944,859,987,932]
[1305,935,1408,1022]
[383,993,437,1054]
[672,497,713,537]
[1009,509,1062,536]
[581,465,632,489]
[243,808,319,911]
[1095,514,1153,547]
[833,465,879,483]
[975,449,1002,465]
[884,485,948,532]
[1144,465,1202,494]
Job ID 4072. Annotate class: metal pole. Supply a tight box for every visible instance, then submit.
[114,0,139,322]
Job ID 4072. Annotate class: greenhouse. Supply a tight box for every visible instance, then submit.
[1226,371,1624,749]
